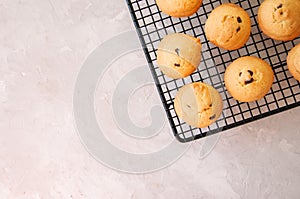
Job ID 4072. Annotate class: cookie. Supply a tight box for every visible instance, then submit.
[204,3,251,50]
[287,43,300,82]
[174,82,223,128]
[258,0,300,41]
[157,33,202,79]
[156,0,203,18]
[224,56,274,102]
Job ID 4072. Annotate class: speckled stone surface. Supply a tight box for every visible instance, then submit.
[0,0,300,198]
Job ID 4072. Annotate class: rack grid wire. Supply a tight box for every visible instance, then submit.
[126,0,300,143]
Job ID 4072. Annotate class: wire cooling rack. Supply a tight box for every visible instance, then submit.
[126,0,300,142]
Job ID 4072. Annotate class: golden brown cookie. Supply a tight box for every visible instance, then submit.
[156,0,203,18]
[287,43,300,82]
[204,3,251,50]
[258,0,300,41]
[157,33,202,79]
[224,56,274,102]
[174,82,223,128]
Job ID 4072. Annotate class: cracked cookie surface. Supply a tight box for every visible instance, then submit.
[204,3,251,50]
[156,0,202,18]
[157,33,202,79]
[287,43,300,82]
[174,82,223,128]
[258,0,300,41]
[224,56,274,102]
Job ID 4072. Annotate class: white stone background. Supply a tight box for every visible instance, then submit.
[0,0,300,198]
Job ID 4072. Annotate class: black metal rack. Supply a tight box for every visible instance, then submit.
[126,0,300,142]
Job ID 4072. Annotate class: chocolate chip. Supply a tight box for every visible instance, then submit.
[175,48,180,56]
[239,72,242,77]
[236,27,241,32]
[187,105,191,108]
[209,114,216,120]
[174,63,180,67]
[245,78,254,85]
[247,70,254,76]
[277,4,283,9]
[209,104,212,107]
[237,17,242,23]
